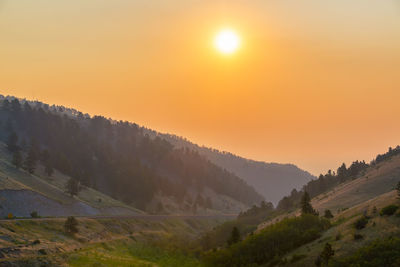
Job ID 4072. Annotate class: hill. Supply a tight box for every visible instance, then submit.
[201,146,400,266]
[0,95,263,215]
[146,131,315,205]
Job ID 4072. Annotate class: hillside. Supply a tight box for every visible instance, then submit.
[147,131,315,205]
[202,147,400,266]
[0,142,142,218]
[0,96,263,214]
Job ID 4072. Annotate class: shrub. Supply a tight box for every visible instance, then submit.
[64,216,79,235]
[354,216,368,230]
[380,205,398,216]
[354,233,363,240]
[324,209,334,219]
[30,211,39,218]
[320,243,334,265]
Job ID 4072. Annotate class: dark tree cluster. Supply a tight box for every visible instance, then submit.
[277,160,369,212]
[0,98,263,210]
[373,146,400,165]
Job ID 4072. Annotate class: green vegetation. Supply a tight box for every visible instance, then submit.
[380,205,398,216]
[204,215,330,267]
[324,209,334,219]
[319,242,334,266]
[301,192,318,216]
[30,211,39,218]
[332,237,400,267]
[199,201,275,250]
[227,226,240,246]
[354,216,369,230]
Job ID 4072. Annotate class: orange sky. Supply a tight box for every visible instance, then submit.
[1,0,400,175]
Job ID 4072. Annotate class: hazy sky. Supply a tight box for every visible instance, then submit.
[1,0,400,175]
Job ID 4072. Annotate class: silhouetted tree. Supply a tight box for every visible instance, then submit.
[324,209,334,219]
[66,178,80,197]
[301,192,318,216]
[227,226,240,246]
[320,243,334,265]
[41,149,53,176]
[24,144,38,174]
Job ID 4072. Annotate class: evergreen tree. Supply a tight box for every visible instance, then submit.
[324,209,334,219]
[320,242,334,265]
[301,191,318,216]
[24,145,38,174]
[12,150,23,169]
[2,99,10,111]
[227,226,240,246]
[64,216,79,235]
[41,149,54,177]
[66,178,80,197]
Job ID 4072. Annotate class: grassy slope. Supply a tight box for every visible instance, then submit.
[251,156,400,266]
[0,142,143,214]
[0,216,225,266]
[284,191,400,266]
[258,155,400,231]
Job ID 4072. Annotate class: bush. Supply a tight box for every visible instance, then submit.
[324,209,334,219]
[64,216,79,235]
[354,234,363,240]
[354,216,368,229]
[380,205,398,216]
[30,211,39,218]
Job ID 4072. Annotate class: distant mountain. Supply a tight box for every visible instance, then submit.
[145,131,315,205]
[0,95,263,214]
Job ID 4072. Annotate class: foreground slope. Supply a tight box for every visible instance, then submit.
[204,152,400,266]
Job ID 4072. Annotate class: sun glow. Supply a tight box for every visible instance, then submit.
[214,29,241,55]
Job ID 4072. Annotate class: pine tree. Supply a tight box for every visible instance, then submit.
[320,243,334,265]
[227,226,240,246]
[301,192,318,216]
[324,209,334,219]
[66,178,80,197]
[24,146,37,174]
[12,150,23,169]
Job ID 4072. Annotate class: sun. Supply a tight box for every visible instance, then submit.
[214,29,241,55]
